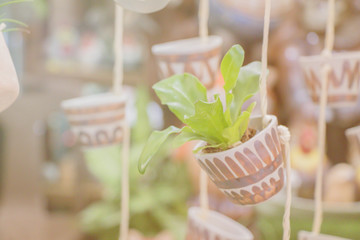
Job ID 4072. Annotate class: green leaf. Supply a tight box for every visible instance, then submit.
[0,0,32,9]
[221,44,245,93]
[153,73,207,122]
[172,126,211,148]
[222,111,251,145]
[138,126,182,174]
[231,61,261,121]
[0,18,28,27]
[184,96,228,144]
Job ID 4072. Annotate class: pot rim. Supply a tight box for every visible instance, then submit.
[194,115,277,157]
[114,0,170,14]
[61,92,127,110]
[151,35,223,56]
[299,51,360,64]
[345,125,360,137]
[188,207,253,239]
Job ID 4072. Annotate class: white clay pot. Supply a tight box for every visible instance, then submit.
[61,93,126,148]
[299,52,360,108]
[298,231,350,240]
[0,30,19,112]
[114,0,171,13]
[186,207,253,240]
[152,36,223,90]
[195,115,285,205]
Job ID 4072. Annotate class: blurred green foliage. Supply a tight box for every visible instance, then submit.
[80,87,192,240]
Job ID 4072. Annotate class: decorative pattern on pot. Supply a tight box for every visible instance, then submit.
[61,93,126,148]
[299,52,360,107]
[298,231,351,240]
[195,115,285,205]
[151,36,223,90]
[186,207,253,240]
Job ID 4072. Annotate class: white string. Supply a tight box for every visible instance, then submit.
[198,0,210,218]
[278,125,292,240]
[259,0,271,127]
[114,3,124,95]
[312,0,335,234]
[120,121,130,240]
[199,0,209,39]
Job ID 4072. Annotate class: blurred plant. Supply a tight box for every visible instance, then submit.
[80,87,192,240]
[0,0,32,32]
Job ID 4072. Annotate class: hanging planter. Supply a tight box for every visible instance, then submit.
[300,52,360,108]
[114,0,171,13]
[195,115,284,205]
[138,45,287,205]
[186,207,253,240]
[152,36,223,89]
[61,93,126,148]
[298,231,351,240]
[0,26,19,113]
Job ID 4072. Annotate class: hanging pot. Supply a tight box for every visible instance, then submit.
[345,125,360,166]
[298,231,351,240]
[299,52,360,108]
[152,36,223,90]
[186,207,253,240]
[195,115,285,205]
[61,93,126,148]
[114,0,171,13]
[0,29,19,112]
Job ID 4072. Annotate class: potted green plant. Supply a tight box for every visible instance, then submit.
[0,0,31,112]
[139,45,285,205]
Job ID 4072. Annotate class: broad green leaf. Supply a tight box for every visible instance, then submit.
[221,44,245,93]
[222,111,251,145]
[224,93,233,126]
[153,73,207,122]
[172,126,212,148]
[138,126,181,174]
[0,18,28,27]
[184,97,227,144]
[231,61,261,121]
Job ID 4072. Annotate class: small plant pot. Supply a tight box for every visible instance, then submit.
[114,0,170,13]
[195,115,285,205]
[345,125,360,145]
[298,231,350,240]
[186,207,253,240]
[152,36,223,89]
[0,29,19,112]
[61,93,126,148]
[299,52,360,108]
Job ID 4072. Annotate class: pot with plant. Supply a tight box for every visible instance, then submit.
[139,45,285,205]
[152,36,223,90]
[0,0,32,112]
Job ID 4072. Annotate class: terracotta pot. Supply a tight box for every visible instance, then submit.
[152,36,223,90]
[61,93,126,148]
[114,0,170,13]
[186,207,253,240]
[299,52,360,108]
[0,29,19,112]
[298,231,350,240]
[195,115,285,205]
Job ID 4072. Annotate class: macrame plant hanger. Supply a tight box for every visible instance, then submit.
[259,1,292,240]
[198,0,210,218]
[113,3,130,240]
[313,0,335,235]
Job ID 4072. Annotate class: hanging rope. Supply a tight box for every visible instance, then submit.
[312,0,335,234]
[198,0,210,218]
[114,3,124,95]
[120,121,130,240]
[259,0,271,126]
[278,125,292,240]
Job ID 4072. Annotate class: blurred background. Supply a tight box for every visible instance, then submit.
[1,0,360,239]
